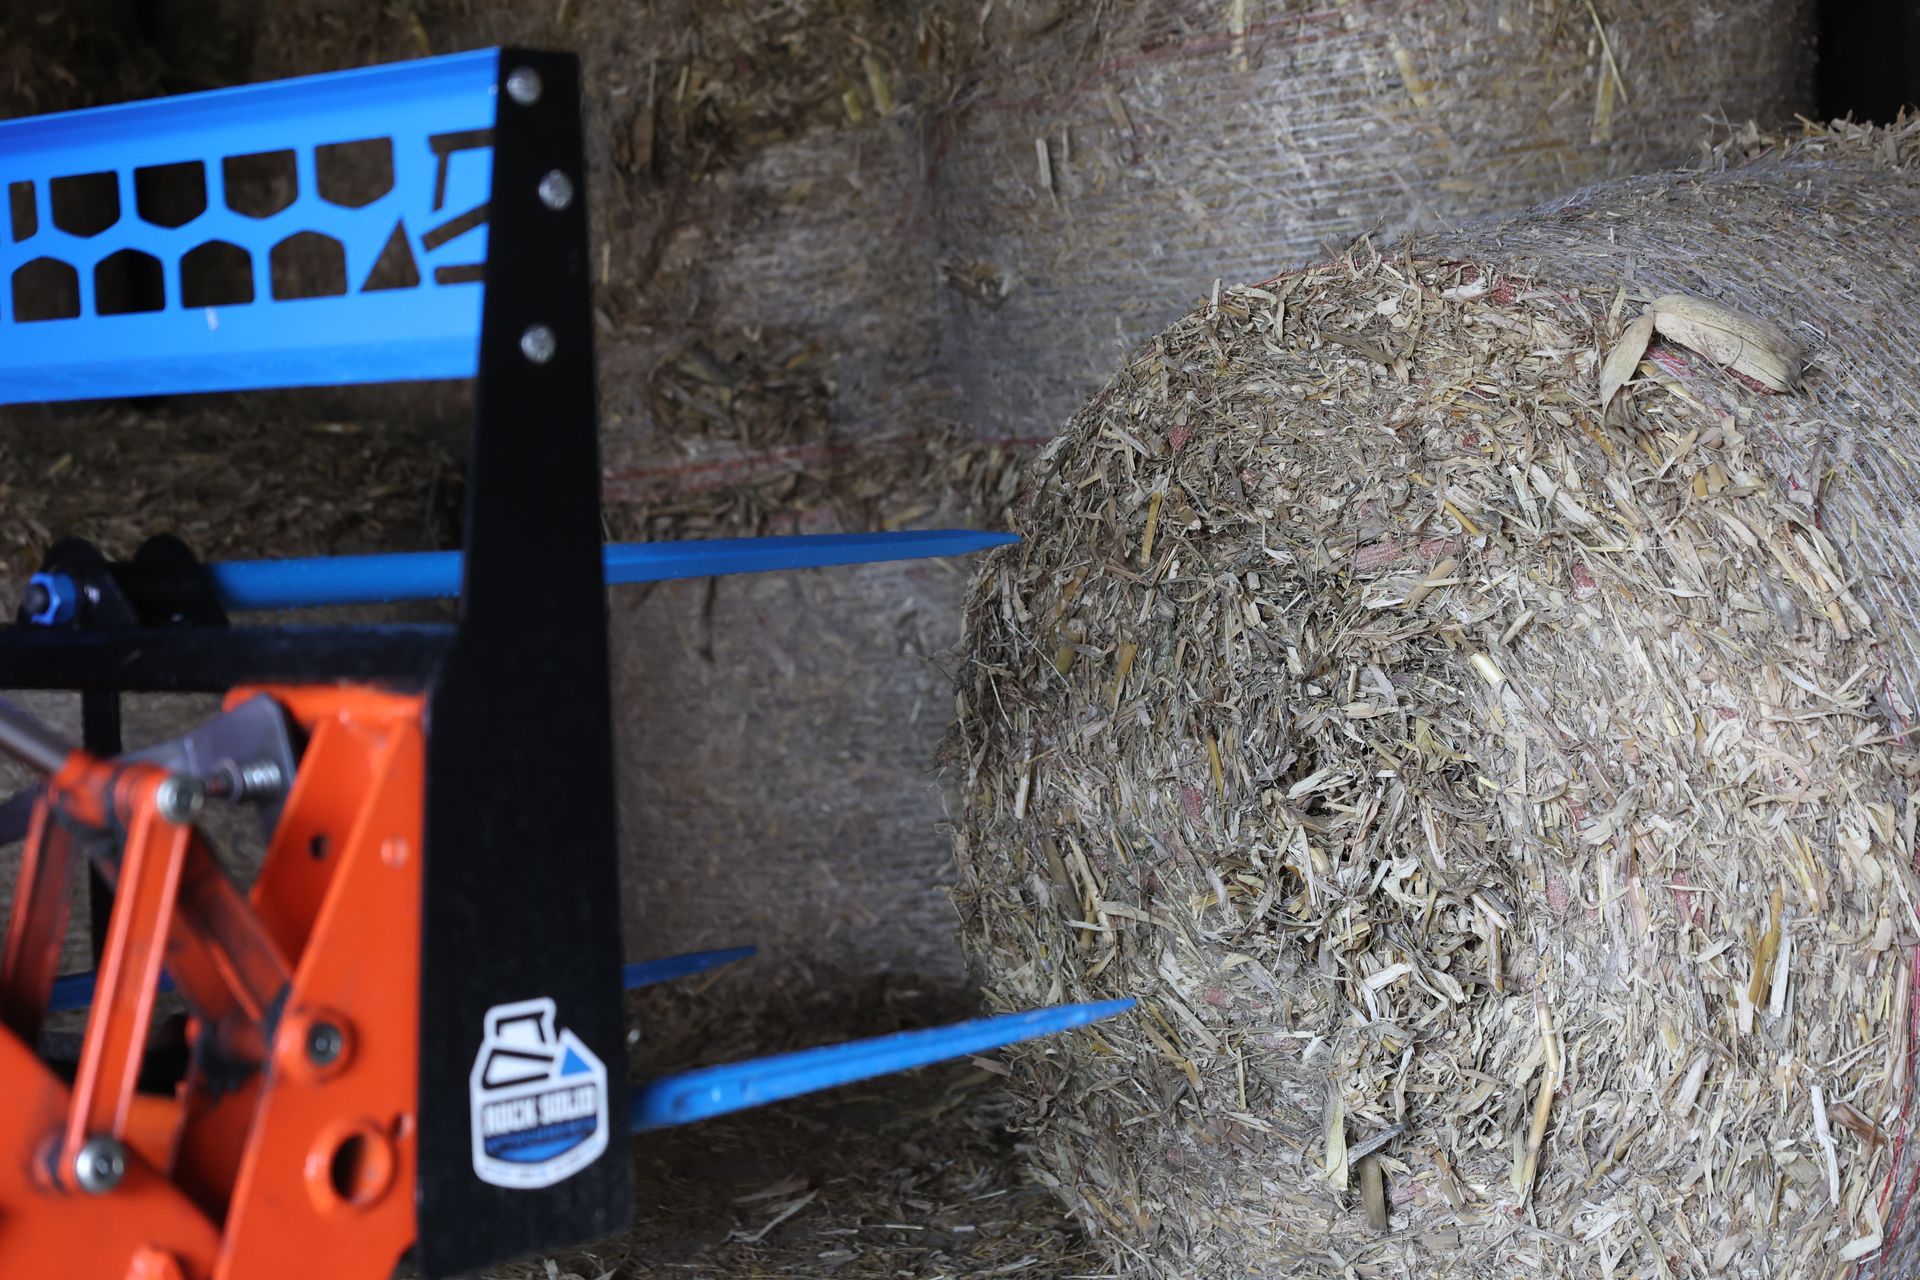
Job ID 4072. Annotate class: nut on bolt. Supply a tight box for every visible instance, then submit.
[155,774,206,825]
[306,1021,346,1068]
[520,324,557,364]
[72,1135,127,1194]
[538,170,574,210]
[505,66,542,106]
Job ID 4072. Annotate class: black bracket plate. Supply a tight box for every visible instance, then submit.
[414,48,631,1275]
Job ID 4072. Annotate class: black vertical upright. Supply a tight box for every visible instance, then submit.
[415,49,631,1276]
[81,689,121,961]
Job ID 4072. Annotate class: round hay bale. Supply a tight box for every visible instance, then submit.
[935,0,1816,439]
[954,120,1920,1277]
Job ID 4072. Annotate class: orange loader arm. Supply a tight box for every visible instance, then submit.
[0,686,424,1280]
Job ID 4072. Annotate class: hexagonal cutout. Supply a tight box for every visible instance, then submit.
[12,257,80,321]
[95,249,165,315]
[269,231,346,300]
[181,240,254,307]
[316,138,394,208]
[135,161,207,228]
[9,181,35,242]
[223,150,297,219]
[49,172,119,237]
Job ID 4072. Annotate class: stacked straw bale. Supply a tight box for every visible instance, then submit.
[936,0,1816,439]
[954,120,1920,1277]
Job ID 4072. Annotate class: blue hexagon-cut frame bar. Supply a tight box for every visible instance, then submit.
[0,49,499,403]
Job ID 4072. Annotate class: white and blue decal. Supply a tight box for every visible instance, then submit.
[468,997,609,1189]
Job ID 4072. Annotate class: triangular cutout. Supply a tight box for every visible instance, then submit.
[360,219,420,292]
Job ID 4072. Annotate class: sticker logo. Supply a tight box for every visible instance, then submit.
[469,998,609,1189]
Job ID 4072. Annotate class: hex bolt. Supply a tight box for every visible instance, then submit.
[505,66,542,106]
[306,1021,345,1068]
[537,170,574,211]
[72,1135,127,1194]
[520,324,557,365]
[155,774,206,825]
[210,758,286,803]
[235,759,286,798]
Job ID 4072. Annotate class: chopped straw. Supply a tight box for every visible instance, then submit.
[954,118,1920,1277]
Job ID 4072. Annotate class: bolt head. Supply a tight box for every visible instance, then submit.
[520,324,557,365]
[538,169,575,211]
[155,774,206,825]
[505,66,542,106]
[73,1136,126,1194]
[306,1021,345,1068]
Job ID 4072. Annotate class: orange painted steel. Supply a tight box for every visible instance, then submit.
[61,768,195,1188]
[0,685,426,1280]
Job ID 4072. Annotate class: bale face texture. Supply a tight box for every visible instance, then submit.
[955,121,1920,1277]
[935,0,1817,440]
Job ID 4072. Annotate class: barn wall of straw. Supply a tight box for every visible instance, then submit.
[954,120,1920,1278]
[1,0,1822,1009]
[934,0,1816,441]
[144,0,986,1003]
[0,6,1082,1277]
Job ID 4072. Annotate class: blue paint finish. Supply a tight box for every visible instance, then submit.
[47,967,174,1013]
[210,549,465,610]
[620,945,756,991]
[26,573,77,624]
[596,531,1019,585]
[628,999,1136,1132]
[0,49,498,404]
[489,1133,588,1164]
[201,530,1019,612]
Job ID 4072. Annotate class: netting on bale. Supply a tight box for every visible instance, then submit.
[953,119,1920,1277]
[935,0,1816,440]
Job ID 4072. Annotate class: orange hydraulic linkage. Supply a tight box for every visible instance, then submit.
[0,687,424,1280]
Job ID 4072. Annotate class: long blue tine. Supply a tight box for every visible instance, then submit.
[192,530,1017,612]
[628,998,1136,1132]
[621,945,757,991]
